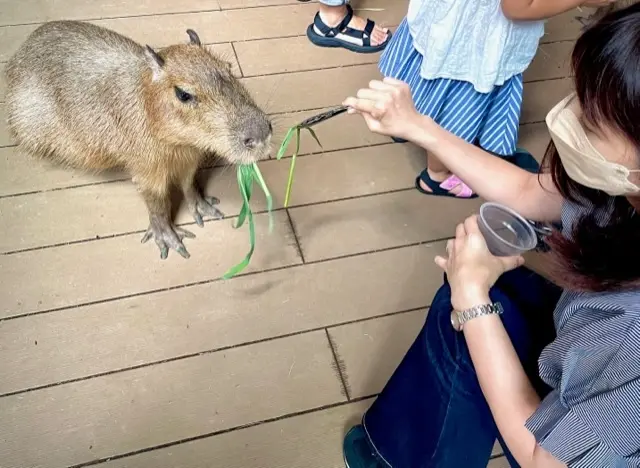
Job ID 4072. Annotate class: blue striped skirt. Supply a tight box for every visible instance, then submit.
[379,19,523,156]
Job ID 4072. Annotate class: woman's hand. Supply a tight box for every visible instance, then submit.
[435,215,524,311]
[342,77,427,141]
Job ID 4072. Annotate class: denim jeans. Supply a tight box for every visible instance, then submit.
[362,267,562,467]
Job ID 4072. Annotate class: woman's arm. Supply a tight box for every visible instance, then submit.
[501,0,616,20]
[438,217,567,468]
[411,116,563,221]
[462,308,565,468]
[344,79,564,221]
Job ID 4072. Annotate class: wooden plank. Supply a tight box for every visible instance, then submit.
[0,5,581,75]
[264,143,420,206]
[0,243,444,396]
[101,400,372,468]
[245,66,573,120]
[521,78,573,124]
[0,0,220,27]
[0,146,128,197]
[0,23,37,62]
[0,62,5,101]
[290,190,481,262]
[518,122,550,162]
[488,456,510,467]
[239,29,572,79]
[235,35,384,78]
[0,2,406,62]
[544,10,585,43]
[0,5,313,62]
[328,310,426,398]
[0,143,421,252]
[524,41,573,83]
[241,63,381,115]
[0,166,252,253]
[0,331,346,468]
[219,0,306,8]
[0,103,11,147]
[210,43,242,77]
[0,210,301,319]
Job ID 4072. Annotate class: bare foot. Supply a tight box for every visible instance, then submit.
[319,5,389,46]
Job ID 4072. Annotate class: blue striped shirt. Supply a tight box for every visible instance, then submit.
[525,200,640,467]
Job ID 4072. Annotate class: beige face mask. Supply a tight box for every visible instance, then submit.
[546,94,640,196]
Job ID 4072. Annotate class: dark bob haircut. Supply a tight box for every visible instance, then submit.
[542,3,640,292]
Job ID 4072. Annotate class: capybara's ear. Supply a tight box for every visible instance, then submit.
[144,45,165,80]
[186,29,202,47]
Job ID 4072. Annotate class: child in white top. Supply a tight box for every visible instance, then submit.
[379,0,616,198]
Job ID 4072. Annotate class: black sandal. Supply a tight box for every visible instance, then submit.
[306,5,391,53]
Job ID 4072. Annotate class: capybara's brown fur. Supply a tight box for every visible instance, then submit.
[5,21,272,259]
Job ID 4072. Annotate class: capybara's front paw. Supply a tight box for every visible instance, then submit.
[141,217,195,259]
[188,193,224,227]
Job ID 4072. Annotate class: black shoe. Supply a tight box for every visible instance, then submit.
[391,137,407,144]
[343,425,387,467]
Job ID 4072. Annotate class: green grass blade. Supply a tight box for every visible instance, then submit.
[252,162,274,233]
[234,165,253,229]
[283,127,301,208]
[305,127,323,150]
[276,127,296,160]
[223,165,256,279]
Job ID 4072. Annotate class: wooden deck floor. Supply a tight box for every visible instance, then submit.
[0,1,579,467]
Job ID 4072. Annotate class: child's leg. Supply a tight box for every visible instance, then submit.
[317,1,389,46]
[415,152,470,197]
[416,76,525,198]
[307,0,391,52]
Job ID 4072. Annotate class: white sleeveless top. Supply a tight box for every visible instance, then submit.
[407,0,545,93]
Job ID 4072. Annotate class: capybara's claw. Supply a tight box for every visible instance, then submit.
[142,220,193,259]
[190,194,224,227]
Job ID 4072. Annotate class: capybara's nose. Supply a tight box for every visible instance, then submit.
[241,113,272,149]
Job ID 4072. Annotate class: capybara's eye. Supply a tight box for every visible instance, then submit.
[174,86,194,103]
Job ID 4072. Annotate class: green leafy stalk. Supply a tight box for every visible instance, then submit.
[222,162,273,280]
[276,125,323,208]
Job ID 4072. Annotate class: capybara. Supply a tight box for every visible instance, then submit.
[5,21,272,259]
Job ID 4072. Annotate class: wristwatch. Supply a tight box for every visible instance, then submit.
[451,303,504,332]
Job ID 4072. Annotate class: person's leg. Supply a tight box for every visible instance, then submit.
[307,1,391,52]
[414,75,526,199]
[344,267,560,468]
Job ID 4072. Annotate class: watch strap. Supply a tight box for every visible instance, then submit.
[455,302,503,330]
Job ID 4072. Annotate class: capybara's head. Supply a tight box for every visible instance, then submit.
[143,30,271,164]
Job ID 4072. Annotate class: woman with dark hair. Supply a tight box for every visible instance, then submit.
[341,4,640,468]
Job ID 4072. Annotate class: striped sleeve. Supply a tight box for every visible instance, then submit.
[526,312,640,467]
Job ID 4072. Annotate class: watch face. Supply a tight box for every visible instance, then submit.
[450,311,462,331]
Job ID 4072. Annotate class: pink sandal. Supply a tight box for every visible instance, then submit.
[415,171,478,199]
